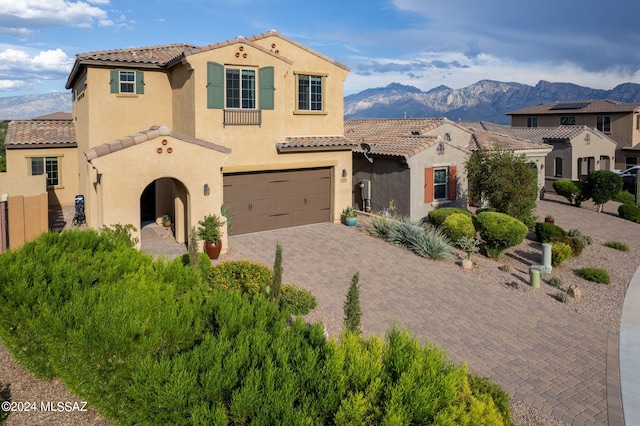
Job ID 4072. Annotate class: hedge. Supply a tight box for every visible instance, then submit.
[428,207,473,227]
[476,211,528,259]
[441,213,476,242]
[552,180,589,206]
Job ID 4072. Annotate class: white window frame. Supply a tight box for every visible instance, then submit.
[597,115,611,133]
[560,116,576,125]
[119,71,135,94]
[527,116,538,127]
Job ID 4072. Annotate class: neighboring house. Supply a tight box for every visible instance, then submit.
[464,121,617,190]
[346,118,472,221]
[507,100,640,169]
[4,30,355,250]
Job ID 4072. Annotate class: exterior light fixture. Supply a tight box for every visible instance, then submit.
[203,183,210,196]
[342,169,348,178]
[585,134,591,144]
[437,142,445,155]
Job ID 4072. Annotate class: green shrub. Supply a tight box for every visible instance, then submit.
[368,215,394,239]
[343,272,362,335]
[585,170,623,212]
[563,236,585,257]
[441,213,476,242]
[552,180,589,206]
[280,284,317,315]
[619,203,640,222]
[370,216,451,260]
[551,241,573,267]
[476,212,528,259]
[567,229,593,246]
[467,373,514,426]
[386,217,424,248]
[534,222,567,243]
[605,241,629,252]
[427,207,473,227]
[613,190,635,204]
[548,277,563,288]
[408,227,452,260]
[555,292,568,303]
[209,260,272,296]
[578,267,611,284]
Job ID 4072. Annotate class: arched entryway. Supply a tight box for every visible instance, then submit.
[140,177,190,254]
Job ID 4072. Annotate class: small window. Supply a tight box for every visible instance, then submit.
[434,168,448,200]
[31,157,59,187]
[597,115,611,133]
[560,116,576,125]
[226,68,256,109]
[119,71,135,93]
[554,157,563,178]
[297,74,324,112]
[527,116,538,127]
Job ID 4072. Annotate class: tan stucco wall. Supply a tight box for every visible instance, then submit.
[4,147,79,206]
[0,174,48,249]
[89,134,230,250]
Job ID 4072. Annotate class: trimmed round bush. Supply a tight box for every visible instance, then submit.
[579,267,611,284]
[441,213,476,242]
[534,222,567,243]
[209,260,272,296]
[280,284,317,315]
[619,203,640,222]
[552,180,589,206]
[551,241,573,267]
[613,190,635,205]
[476,212,528,259]
[427,207,473,227]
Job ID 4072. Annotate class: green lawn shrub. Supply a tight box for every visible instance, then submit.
[427,207,473,227]
[475,212,528,259]
[548,277,563,288]
[441,213,476,242]
[619,203,640,222]
[534,221,567,243]
[613,190,635,205]
[605,241,629,252]
[209,260,272,296]
[0,229,508,425]
[563,236,585,257]
[552,180,589,206]
[578,267,611,284]
[551,241,573,267]
[279,284,317,315]
[567,229,593,247]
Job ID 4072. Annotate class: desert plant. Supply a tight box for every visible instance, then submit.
[271,242,283,302]
[534,222,567,243]
[613,190,635,205]
[563,237,585,257]
[552,180,589,207]
[548,277,563,288]
[578,267,611,284]
[280,284,317,315]
[188,226,199,268]
[441,213,476,242]
[409,227,452,260]
[341,205,358,221]
[386,217,424,248]
[499,264,510,273]
[567,229,592,246]
[619,203,640,222]
[344,272,362,335]
[457,235,480,259]
[475,211,528,259]
[551,241,573,267]
[220,204,235,234]
[605,241,629,252]
[585,170,623,212]
[555,292,568,303]
[196,214,223,244]
[428,207,473,227]
[368,215,393,239]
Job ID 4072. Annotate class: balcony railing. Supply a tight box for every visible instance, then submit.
[224,109,262,126]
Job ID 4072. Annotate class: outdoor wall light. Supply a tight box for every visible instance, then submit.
[203,183,210,196]
[342,169,348,178]
[437,142,445,155]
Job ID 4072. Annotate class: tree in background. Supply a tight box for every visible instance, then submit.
[343,272,362,335]
[585,170,623,212]
[0,121,7,172]
[466,147,539,227]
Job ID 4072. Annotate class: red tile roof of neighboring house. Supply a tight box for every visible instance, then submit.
[277,136,357,152]
[5,119,76,149]
[32,112,73,121]
[470,130,553,152]
[83,125,231,161]
[507,99,640,115]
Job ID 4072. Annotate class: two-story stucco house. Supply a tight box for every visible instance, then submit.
[4,30,355,251]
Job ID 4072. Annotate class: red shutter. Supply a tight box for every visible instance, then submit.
[448,166,457,200]
[424,168,434,203]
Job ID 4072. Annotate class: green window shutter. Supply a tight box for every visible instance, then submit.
[259,66,274,110]
[207,62,224,109]
[110,70,119,93]
[136,71,145,94]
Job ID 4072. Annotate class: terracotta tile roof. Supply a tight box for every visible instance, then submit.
[5,119,76,149]
[471,130,553,152]
[83,126,231,161]
[507,99,640,115]
[345,118,459,158]
[277,136,356,152]
[32,112,73,121]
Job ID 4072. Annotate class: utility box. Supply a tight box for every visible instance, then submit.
[360,180,371,201]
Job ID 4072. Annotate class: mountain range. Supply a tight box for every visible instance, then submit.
[344,80,640,124]
[2,80,640,123]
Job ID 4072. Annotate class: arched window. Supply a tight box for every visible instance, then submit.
[554,157,563,178]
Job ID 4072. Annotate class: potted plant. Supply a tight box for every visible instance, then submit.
[162,214,172,228]
[341,205,358,226]
[544,215,555,225]
[197,214,224,259]
[457,235,480,270]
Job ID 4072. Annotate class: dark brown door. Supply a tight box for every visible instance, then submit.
[223,168,331,235]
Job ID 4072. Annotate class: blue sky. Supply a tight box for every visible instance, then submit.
[0,0,639,98]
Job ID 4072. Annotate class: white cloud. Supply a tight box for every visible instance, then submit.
[0,47,73,91]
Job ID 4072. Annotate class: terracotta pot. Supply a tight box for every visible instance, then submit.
[545,217,555,225]
[204,240,222,259]
[163,221,171,228]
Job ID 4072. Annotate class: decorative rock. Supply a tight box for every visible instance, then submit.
[568,284,582,299]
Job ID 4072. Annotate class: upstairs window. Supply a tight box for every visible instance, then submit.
[560,116,576,125]
[226,68,256,109]
[527,116,538,127]
[31,157,59,187]
[110,70,144,94]
[119,71,135,93]
[597,115,611,133]
[297,74,324,111]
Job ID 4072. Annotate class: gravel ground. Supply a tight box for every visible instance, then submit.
[1,195,635,425]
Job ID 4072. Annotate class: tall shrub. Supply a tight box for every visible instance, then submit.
[270,242,283,302]
[552,180,589,207]
[344,272,362,335]
[476,211,528,259]
[585,170,623,212]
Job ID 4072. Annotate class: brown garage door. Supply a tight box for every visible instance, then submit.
[223,168,332,235]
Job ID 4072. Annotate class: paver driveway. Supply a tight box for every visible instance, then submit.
[223,208,621,426]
